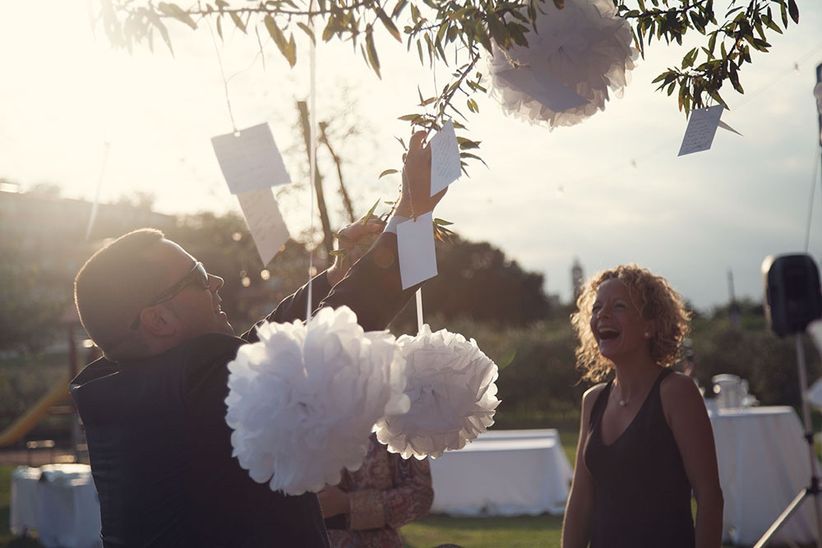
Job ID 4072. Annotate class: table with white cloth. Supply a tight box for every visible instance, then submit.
[710,406,820,545]
[10,463,102,548]
[429,429,573,516]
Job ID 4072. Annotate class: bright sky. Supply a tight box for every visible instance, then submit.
[1,1,821,310]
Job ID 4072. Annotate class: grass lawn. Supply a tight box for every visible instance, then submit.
[1,432,739,548]
[401,514,563,547]
[0,432,581,548]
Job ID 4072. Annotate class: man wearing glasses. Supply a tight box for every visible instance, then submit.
[70,134,442,547]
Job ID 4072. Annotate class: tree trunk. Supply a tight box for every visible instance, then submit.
[297,100,334,256]
[320,122,356,223]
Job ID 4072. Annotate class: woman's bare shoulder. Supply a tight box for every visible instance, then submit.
[581,382,608,411]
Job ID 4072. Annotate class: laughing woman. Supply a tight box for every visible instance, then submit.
[561,265,723,548]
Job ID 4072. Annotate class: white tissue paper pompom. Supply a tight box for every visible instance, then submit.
[225,306,409,495]
[489,0,636,128]
[374,324,500,459]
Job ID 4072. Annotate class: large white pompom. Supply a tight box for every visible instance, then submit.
[489,0,637,128]
[374,325,500,459]
[225,306,409,495]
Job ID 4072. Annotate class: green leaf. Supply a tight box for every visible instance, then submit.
[787,0,799,23]
[286,34,297,66]
[681,47,697,69]
[264,15,295,67]
[157,3,198,29]
[762,15,783,34]
[376,7,402,42]
[707,88,726,107]
[728,63,743,93]
[365,25,381,78]
[146,12,174,55]
[474,22,492,52]
[378,169,399,178]
[362,198,381,222]
[297,22,316,43]
[456,137,480,149]
[229,11,247,33]
[392,0,409,18]
[459,152,487,167]
[652,71,669,84]
[486,12,508,48]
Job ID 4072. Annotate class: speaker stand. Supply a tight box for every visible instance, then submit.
[754,334,822,547]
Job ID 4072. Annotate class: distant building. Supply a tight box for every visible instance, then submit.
[727,269,741,329]
[571,258,584,304]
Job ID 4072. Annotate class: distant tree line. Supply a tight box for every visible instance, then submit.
[3,200,819,431]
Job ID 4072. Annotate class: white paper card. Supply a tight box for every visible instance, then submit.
[678,105,724,156]
[397,212,438,290]
[212,123,291,194]
[718,120,743,136]
[236,187,290,265]
[429,121,462,196]
[495,67,588,112]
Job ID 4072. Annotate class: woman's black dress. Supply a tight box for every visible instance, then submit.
[584,369,696,547]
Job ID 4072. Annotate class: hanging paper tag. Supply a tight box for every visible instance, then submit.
[677,105,724,156]
[718,120,743,136]
[397,212,438,290]
[236,187,290,265]
[429,121,462,196]
[212,123,291,194]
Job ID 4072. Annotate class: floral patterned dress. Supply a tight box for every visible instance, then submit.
[326,435,434,548]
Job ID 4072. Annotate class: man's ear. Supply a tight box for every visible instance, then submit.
[138,305,178,337]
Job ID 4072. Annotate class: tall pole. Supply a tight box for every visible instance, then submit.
[815,63,822,149]
[816,63,821,189]
[728,269,741,329]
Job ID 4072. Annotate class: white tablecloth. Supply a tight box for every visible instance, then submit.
[430,431,572,516]
[11,463,102,548]
[710,406,820,545]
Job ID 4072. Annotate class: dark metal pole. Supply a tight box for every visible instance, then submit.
[814,63,821,149]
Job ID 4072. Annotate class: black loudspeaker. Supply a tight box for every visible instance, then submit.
[763,254,822,337]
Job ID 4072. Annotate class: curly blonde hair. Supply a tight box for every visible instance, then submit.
[570,264,691,383]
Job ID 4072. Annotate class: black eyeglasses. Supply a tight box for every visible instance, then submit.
[130,262,210,330]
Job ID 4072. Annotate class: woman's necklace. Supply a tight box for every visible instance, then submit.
[614,385,630,407]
